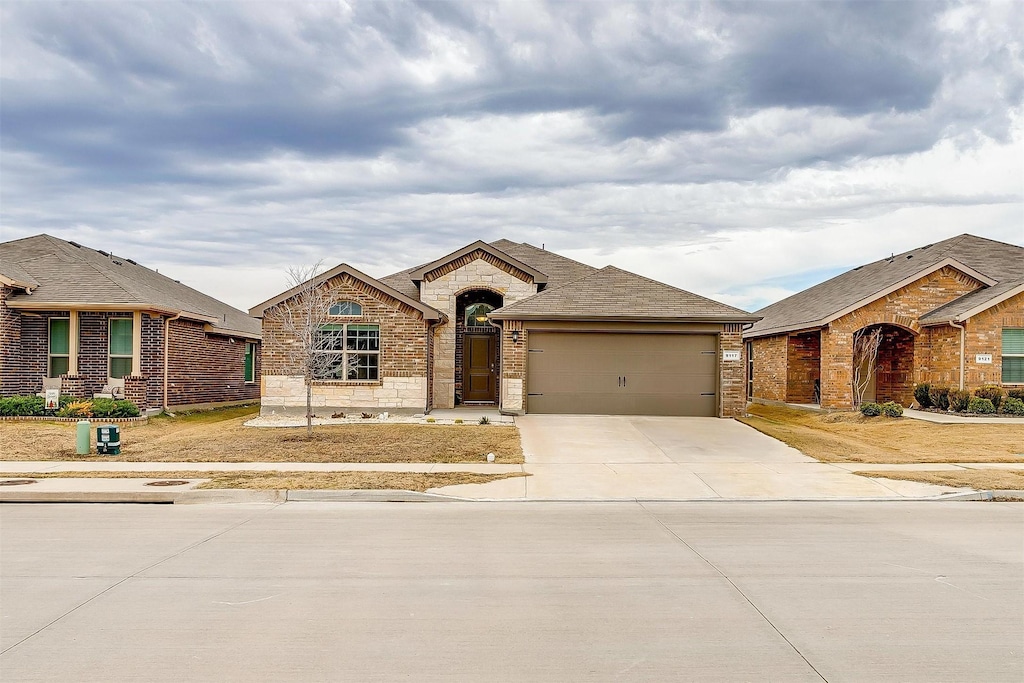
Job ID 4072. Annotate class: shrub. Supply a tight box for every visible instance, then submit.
[948,390,971,413]
[967,397,995,414]
[1001,396,1024,416]
[0,395,45,416]
[1007,389,1024,401]
[92,398,140,418]
[913,383,932,408]
[973,386,1004,411]
[928,386,951,411]
[57,401,94,418]
[860,402,882,417]
[880,401,904,417]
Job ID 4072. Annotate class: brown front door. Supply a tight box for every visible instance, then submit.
[463,333,496,402]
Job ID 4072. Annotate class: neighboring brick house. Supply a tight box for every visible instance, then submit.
[744,234,1024,409]
[0,234,262,412]
[251,240,760,417]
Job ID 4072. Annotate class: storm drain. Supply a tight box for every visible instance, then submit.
[0,479,38,486]
[145,480,191,487]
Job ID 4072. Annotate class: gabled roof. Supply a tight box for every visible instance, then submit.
[919,276,1024,325]
[746,234,1024,338]
[407,240,548,285]
[248,262,442,320]
[1,234,261,338]
[490,265,760,322]
[378,239,599,298]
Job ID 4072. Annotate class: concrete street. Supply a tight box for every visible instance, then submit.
[2,502,1021,681]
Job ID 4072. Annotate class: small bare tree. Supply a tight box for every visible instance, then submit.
[262,262,341,437]
[852,326,883,407]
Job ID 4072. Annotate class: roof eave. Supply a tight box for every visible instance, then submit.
[0,274,37,291]
[743,322,827,339]
[203,323,262,340]
[489,313,762,323]
[408,240,548,284]
[249,263,442,321]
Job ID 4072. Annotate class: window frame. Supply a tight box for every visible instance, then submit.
[329,301,363,316]
[48,317,71,378]
[1002,328,1024,385]
[244,342,257,383]
[465,302,495,328]
[108,317,134,379]
[313,322,381,382]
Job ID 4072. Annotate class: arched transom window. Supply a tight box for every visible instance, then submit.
[329,301,362,316]
[465,303,494,327]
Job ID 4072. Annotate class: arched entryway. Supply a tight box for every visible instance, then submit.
[853,323,916,406]
[455,289,503,404]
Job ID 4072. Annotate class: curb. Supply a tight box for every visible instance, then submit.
[2,489,1013,504]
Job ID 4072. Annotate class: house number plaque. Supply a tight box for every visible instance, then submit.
[975,354,993,364]
[722,350,741,361]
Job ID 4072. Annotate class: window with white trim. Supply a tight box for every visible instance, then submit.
[329,301,362,316]
[108,318,134,379]
[1003,328,1024,384]
[49,318,70,378]
[314,323,380,381]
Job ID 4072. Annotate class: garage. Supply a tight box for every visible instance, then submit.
[526,332,718,416]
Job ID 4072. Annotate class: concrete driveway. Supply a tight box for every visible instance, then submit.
[439,415,964,500]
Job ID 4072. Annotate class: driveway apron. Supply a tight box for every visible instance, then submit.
[437,415,967,501]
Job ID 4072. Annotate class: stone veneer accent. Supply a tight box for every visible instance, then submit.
[499,320,526,412]
[419,258,537,409]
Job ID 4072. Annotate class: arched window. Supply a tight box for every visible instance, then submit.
[329,301,362,316]
[465,303,494,327]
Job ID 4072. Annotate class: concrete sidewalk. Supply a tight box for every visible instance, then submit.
[903,408,1024,424]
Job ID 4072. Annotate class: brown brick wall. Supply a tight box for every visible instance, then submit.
[786,332,820,403]
[261,273,428,381]
[165,318,260,407]
[875,326,915,405]
[0,287,24,394]
[963,291,1024,388]
[751,335,787,402]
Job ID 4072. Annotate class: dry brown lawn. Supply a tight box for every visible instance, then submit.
[0,405,524,464]
[858,469,1024,492]
[8,469,528,491]
[740,403,1024,463]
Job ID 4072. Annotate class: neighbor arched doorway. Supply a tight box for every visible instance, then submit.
[852,323,916,406]
[455,289,503,404]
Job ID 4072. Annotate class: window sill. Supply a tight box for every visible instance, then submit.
[314,380,382,386]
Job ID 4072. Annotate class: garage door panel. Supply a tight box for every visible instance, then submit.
[527,332,718,416]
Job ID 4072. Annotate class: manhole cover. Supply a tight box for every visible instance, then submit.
[145,480,191,487]
[0,479,38,486]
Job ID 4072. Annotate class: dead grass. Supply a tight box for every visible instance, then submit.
[740,403,1024,464]
[0,405,524,464]
[7,470,528,491]
[858,469,1024,492]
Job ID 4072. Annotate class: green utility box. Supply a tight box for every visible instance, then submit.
[96,425,121,455]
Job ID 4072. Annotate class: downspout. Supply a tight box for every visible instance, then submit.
[950,320,965,391]
[488,318,505,413]
[163,312,183,412]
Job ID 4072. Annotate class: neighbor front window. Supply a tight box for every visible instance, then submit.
[314,323,379,381]
[109,318,133,379]
[1003,328,1024,384]
[329,301,362,316]
[49,318,70,378]
[244,342,257,382]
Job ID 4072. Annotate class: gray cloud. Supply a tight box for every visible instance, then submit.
[1,0,1021,309]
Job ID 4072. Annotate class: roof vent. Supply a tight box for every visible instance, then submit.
[906,255,913,260]
[125,259,137,265]
[98,250,109,257]
[69,241,82,248]
[112,260,123,266]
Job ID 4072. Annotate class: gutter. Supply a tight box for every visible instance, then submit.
[163,312,183,413]
[950,321,965,390]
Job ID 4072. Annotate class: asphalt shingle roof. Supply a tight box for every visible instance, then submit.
[747,234,1024,337]
[490,265,759,321]
[0,234,261,338]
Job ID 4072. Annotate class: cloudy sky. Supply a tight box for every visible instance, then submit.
[2,0,1022,312]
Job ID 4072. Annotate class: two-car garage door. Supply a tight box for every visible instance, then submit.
[526,332,718,416]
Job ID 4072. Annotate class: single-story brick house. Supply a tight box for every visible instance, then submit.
[744,234,1024,409]
[250,239,760,417]
[0,234,262,412]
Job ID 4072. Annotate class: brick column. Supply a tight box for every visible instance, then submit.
[60,375,87,400]
[123,375,148,410]
[820,327,854,408]
[499,321,525,413]
[720,326,746,417]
